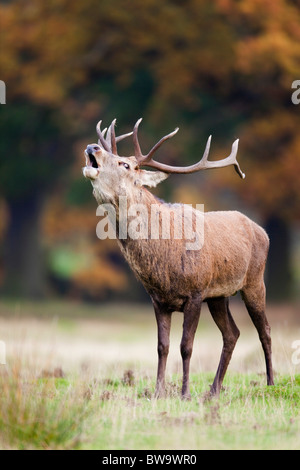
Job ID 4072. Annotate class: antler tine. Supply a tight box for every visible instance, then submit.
[110,119,117,154]
[133,118,179,165]
[133,122,245,179]
[110,118,133,152]
[146,127,179,162]
[133,118,143,161]
[105,124,111,149]
[115,131,133,143]
[141,135,211,174]
[105,120,117,153]
[194,138,245,179]
[96,121,110,152]
[97,119,133,155]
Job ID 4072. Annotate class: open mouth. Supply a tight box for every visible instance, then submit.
[83,150,100,180]
[87,152,99,169]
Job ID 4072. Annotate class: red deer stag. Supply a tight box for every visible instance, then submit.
[83,118,274,399]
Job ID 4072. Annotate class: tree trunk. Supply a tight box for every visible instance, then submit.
[2,193,46,299]
[265,214,292,301]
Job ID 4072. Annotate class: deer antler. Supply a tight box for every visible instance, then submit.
[96,119,133,155]
[132,118,245,179]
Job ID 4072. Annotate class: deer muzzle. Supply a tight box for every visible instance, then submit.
[83,144,101,179]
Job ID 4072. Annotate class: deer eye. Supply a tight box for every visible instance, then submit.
[119,162,130,170]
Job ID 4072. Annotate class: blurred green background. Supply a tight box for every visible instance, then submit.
[0,0,300,303]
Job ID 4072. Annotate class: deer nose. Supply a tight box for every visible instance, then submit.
[86,144,101,154]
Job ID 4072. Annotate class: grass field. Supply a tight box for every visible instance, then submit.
[0,299,299,450]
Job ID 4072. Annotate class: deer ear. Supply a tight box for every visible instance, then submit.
[136,170,169,188]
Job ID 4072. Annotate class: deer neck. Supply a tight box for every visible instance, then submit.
[113,186,165,294]
[114,186,159,239]
[93,182,160,244]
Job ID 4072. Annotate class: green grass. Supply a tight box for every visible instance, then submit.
[0,300,299,450]
[0,369,87,449]
[0,365,299,450]
[84,371,300,450]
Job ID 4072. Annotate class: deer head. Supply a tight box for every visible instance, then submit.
[83,118,245,204]
[83,119,169,204]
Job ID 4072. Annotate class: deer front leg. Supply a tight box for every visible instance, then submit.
[180,298,202,400]
[153,302,172,398]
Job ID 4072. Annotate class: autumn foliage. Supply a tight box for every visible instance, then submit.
[0,0,300,299]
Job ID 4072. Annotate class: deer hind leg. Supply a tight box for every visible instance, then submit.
[241,281,274,386]
[207,297,240,397]
[153,302,172,398]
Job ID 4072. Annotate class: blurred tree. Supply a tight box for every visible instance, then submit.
[43,195,128,300]
[0,104,69,297]
[0,0,87,297]
[213,0,300,299]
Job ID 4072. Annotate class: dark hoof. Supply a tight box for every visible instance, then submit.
[181,393,191,401]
